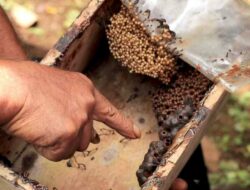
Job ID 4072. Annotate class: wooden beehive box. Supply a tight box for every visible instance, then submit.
[0,0,228,189]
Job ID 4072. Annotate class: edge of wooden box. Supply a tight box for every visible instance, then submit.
[41,0,118,71]
[142,85,228,190]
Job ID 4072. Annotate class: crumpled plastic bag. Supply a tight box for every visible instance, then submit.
[122,0,250,92]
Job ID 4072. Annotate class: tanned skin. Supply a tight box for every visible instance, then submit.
[0,7,140,161]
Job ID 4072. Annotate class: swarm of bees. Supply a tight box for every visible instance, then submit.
[106,5,178,85]
[152,63,213,123]
[136,99,195,186]
[107,4,213,187]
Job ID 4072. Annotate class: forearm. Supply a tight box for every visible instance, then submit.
[0,7,27,126]
[0,7,27,60]
[0,60,27,126]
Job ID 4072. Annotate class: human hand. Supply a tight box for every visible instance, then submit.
[0,60,141,161]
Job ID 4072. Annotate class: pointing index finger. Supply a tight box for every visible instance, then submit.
[93,89,141,139]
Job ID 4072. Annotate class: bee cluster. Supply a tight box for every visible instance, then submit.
[136,64,212,185]
[106,5,177,85]
[152,64,213,123]
[136,98,195,186]
[136,140,171,186]
[106,4,213,187]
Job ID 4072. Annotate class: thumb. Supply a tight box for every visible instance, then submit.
[93,88,141,139]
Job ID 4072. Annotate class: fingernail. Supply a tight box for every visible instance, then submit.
[133,125,141,138]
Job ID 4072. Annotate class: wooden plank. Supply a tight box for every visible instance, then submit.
[0,163,35,190]
[41,0,119,71]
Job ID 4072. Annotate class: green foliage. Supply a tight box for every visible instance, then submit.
[243,144,250,158]
[210,160,250,188]
[210,92,250,189]
[228,106,250,133]
[238,92,250,107]
[227,94,250,148]
[216,134,230,152]
[233,136,243,146]
[219,160,239,171]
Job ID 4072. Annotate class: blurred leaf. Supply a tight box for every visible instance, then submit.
[237,170,250,182]
[225,171,237,184]
[218,135,230,151]
[228,107,242,118]
[221,135,230,144]
[243,145,250,158]
[233,136,243,146]
[229,103,250,133]
[63,9,80,28]
[210,94,250,189]
[238,92,250,107]
[219,160,239,171]
[234,123,246,133]
[247,145,250,153]
[209,173,221,186]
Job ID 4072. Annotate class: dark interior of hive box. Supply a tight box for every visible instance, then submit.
[0,1,216,190]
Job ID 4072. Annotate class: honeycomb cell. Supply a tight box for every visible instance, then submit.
[106,5,177,85]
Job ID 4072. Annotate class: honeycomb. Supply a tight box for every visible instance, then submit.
[136,96,196,186]
[136,140,171,186]
[152,63,213,126]
[106,4,213,187]
[137,64,212,186]
[106,5,178,85]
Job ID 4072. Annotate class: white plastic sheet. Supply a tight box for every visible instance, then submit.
[122,0,250,92]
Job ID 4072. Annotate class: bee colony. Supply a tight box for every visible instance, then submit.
[0,0,227,190]
[106,5,214,187]
[106,5,177,85]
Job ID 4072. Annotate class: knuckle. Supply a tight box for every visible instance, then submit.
[63,122,77,139]
[83,75,94,87]
[35,146,63,162]
[79,95,95,116]
[103,106,117,119]
[86,95,96,109]
[74,72,94,89]
[76,112,89,126]
[45,145,75,162]
[72,72,84,79]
